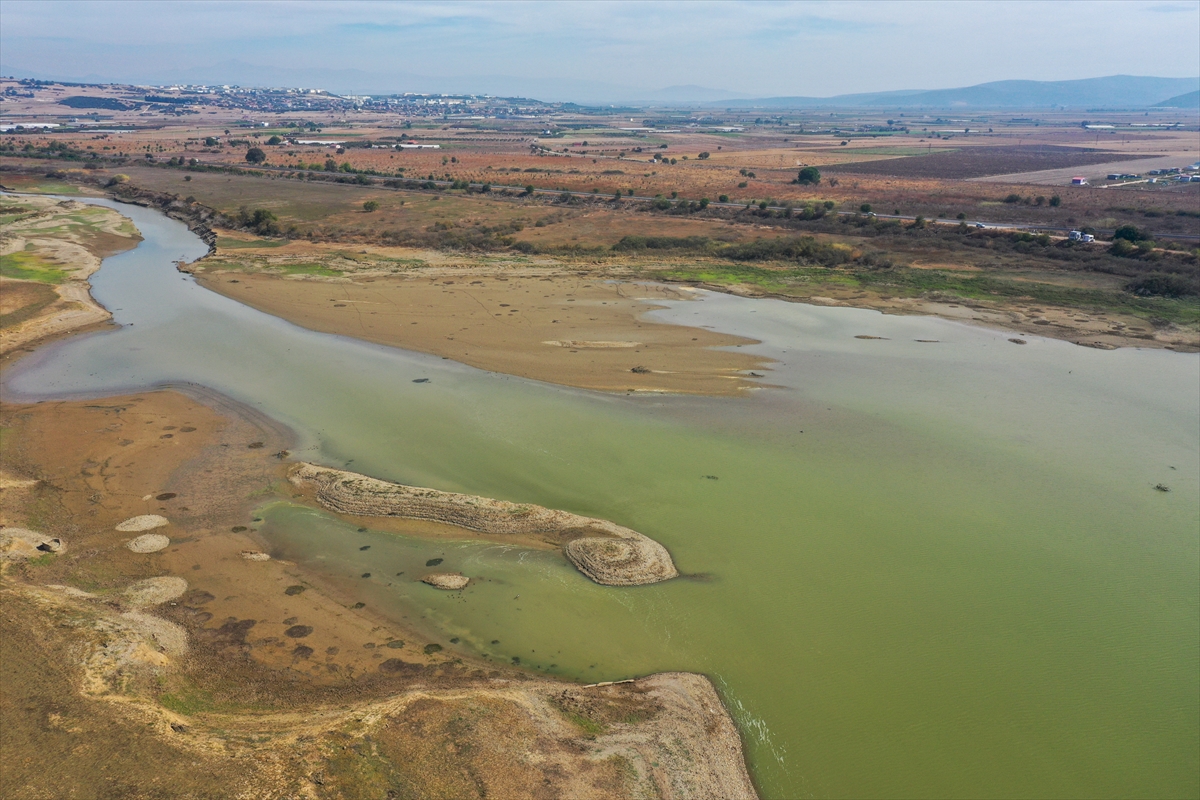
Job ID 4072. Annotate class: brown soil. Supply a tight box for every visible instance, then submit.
[0,280,57,327]
[194,266,771,396]
[0,592,251,799]
[826,145,1156,179]
[0,390,757,798]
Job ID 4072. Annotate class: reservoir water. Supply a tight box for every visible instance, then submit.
[5,197,1198,798]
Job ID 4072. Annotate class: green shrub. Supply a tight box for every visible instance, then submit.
[1113,224,1149,242]
[797,166,821,185]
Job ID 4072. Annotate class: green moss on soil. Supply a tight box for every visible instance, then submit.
[0,249,69,283]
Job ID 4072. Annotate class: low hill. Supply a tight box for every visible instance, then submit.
[1154,90,1200,108]
[718,75,1200,109]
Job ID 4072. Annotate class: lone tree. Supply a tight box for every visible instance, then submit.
[797,166,820,185]
[245,147,266,164]
[697,151,710,159]
[266,135,282,145]
[363,200,379,212]
[1113,224,1149,242]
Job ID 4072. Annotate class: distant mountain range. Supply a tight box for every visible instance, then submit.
[0,62,1195,109]
[713,76,1200,109]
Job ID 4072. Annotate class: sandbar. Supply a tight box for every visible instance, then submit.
[193,266,771,396]
[288,461,679,586]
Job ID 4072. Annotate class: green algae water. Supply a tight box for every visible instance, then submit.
[6,197,1198,798]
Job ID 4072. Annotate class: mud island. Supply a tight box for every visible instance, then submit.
[289,461,679,586]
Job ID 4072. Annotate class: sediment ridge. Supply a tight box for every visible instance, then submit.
[288,462,679,586]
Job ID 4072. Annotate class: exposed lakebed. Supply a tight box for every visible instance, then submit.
[5,196,1198,798]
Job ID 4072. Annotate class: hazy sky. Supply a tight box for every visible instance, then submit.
[2,0,1198,98]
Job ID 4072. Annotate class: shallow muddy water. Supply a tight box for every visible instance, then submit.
[5,197,1198,798]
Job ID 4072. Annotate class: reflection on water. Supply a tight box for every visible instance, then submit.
[5,196,1198,798]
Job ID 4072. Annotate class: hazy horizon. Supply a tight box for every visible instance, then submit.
[2,1,1198,102]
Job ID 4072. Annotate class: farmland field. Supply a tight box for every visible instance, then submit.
[826,145,1157,179]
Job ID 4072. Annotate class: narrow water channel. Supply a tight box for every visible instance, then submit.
[5,196,1198,798]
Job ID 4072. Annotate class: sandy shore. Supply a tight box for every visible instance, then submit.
[289,462,679,586]
[0,389,755,798]
[192,263,772,396]
[0,196,142,365]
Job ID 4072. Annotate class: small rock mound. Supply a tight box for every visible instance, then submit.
[116,514,169,532]
[124,576,188,607]
[564,535,677,587]
[0,528,64,560]
[126,533,171,553]
[422,572,470,590]
[240,550,271,561]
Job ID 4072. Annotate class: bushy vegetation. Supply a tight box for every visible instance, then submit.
[0,140,97,163]
[796,166,821,185]
[656,258,1197,325]
[608,210,1197,321]
[613,234,858,267]
[379,217,525,251]
[232,207,280,236]
[1126,273,1197,298]
[1112,224,1151,242]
